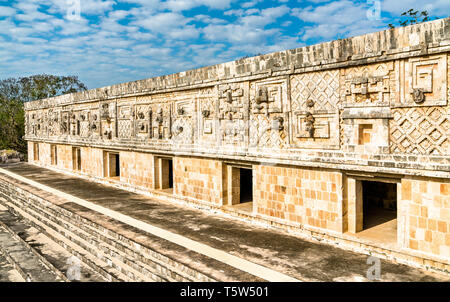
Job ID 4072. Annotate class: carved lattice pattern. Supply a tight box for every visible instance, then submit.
[390,107,449,155]
[250,115,287,149]
[291,70,340,112]
[118,120,132,138]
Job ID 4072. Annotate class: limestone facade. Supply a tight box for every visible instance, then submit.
[24,19,450,268]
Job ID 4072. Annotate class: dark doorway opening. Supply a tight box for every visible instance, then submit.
[115,154,120,177]
[362,181,397,230]
[72,147,81,171]
[33,143,39,161]
[107,152,120,178]
[51,145,58,166]
[168,159,173,189]
[239,168,253,203]
[160,158,173,190]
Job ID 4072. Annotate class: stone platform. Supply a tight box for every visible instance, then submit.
[0,162,448,282]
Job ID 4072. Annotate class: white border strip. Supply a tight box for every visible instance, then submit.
[0,167,301,282]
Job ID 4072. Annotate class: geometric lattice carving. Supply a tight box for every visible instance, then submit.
[118,120,132,138]
[172,100,194,144]
[80,120,90,137]
[172,116,193,145]
[291,70,339,112]
[249,114,287,149]
[390,107,449,155]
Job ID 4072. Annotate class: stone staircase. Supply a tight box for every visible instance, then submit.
[0,223,62,282]
[0,178,219,282]
[0,208,106,282]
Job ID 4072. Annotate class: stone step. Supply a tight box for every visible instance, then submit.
[0,254,25,282]
[0,208,107,282]
[0,223,62,282]
[8,194,198,282]
[0,183,217,281]
[3,195,151,282]
[32,201,214,282]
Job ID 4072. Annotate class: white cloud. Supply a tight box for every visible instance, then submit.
[0,6,16,17]
[241,0,262,9]
[293,0,386,42]
[47,0,115,15]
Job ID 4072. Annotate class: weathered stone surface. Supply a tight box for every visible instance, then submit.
[21,18,450,269]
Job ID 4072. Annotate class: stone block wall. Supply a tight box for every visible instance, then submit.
[402,177,450,258]
[80,147,104,177]
[119,151,154,190]
[254,165,344,233]
[174,157,224,205]
[55,144,72,171]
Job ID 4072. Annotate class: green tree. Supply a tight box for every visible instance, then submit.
[0,74,87,154]
[388,9,435,29]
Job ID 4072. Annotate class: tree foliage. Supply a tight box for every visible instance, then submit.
[0,74,87,154]
[388,9,435,29]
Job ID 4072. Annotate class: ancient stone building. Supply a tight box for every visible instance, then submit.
[23,18,449,271]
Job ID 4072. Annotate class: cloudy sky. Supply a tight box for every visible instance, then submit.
[0,0,448,89]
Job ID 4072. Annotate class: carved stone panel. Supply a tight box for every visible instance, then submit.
[89,110,100,137]
[79,111,90,137]
[249,78,288,150]
[150,103,172,140]
[390,106,449,155]
[47,109,60,137]
[100,101,116,140]
[291,71,340,149]
[60,111,70,135]
[251,78,287,115]
[134,104,151,139]
[398,54,448,106]
[291,70,340,112]
[118,105,133,139]
[342,62,394,107]
[197,88,217,147]
[341,107,391,154]
[249,114,287,149]
[218,83,249,148]
[172,99,194,145]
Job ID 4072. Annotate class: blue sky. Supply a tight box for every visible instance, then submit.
[0,0,448,89]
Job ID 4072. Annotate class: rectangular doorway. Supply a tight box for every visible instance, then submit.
[362,180,397,229]
[239,168,253,203]
[33,143,39,161]
[50,144,58,166]
[351,179,398,245]
[158,158,173,192]
[227,166,253,213]
[72,147,81,171]
[106,152,120,178]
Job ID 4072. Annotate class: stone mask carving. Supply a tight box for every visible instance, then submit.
[305,112,315,138]
[202,110,210,118]
[256,86,268,104]
[156,108,164,124]
[412,88,425,104]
